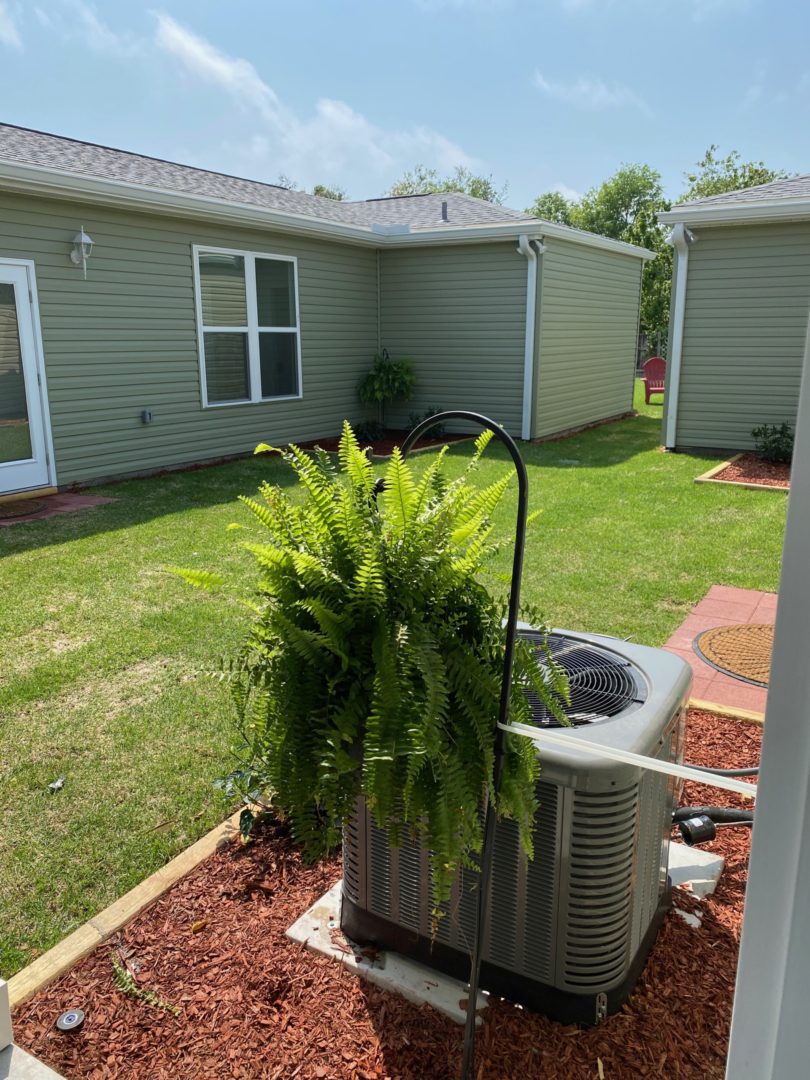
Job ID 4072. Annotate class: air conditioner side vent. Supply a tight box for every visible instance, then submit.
[561,785,639,991]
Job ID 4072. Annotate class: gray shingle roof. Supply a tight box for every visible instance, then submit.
[0,123,535,230]
[677,172,810,210]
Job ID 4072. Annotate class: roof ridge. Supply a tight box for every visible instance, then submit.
[0,121,299,196]
[678,171,810,208]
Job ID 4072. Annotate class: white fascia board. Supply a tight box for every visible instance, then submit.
[659,199,810,228]
[0,158,654,258]
[533,220,656,261]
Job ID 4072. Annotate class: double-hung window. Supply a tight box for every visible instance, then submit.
[194,246,301,407]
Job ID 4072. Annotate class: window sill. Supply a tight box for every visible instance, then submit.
[202,394,303,409]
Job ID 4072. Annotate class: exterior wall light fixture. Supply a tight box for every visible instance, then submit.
[70,227,94,278]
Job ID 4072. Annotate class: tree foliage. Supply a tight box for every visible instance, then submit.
[387,164,506,203]
[680,145,789,203]
[175,425,568,909]
[525,190,574,225]
[277,175,348,200]
[312,183,346,201]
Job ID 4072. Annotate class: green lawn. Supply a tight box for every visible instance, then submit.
[0,383,786,977]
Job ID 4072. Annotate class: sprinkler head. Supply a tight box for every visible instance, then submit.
[56,1008,85,1032]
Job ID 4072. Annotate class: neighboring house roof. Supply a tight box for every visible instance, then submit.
[0,123,653,258]
[660,172,810,227]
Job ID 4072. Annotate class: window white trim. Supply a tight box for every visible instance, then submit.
[192,244,303,409]
[0,257,57,490]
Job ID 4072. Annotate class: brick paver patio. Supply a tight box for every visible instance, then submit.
[663,584,775,715]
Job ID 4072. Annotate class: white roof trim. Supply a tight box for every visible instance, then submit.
[0,157,653,258]
[659,198,810,227]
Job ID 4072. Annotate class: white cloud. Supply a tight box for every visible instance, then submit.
[152,12,474,189]
[68,1,139,54]
[534,70,652,115]
[33,7,55,29]
[553,182,584,202]
[35,2,140,55]
[0,2,22,50]
[153,12,286,125]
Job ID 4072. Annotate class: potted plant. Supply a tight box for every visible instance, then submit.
[175,423,566,907]
[357,348,416,438]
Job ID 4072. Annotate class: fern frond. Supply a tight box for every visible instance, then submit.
[165,567,225,590]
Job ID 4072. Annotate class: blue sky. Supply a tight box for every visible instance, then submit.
[0,0,807,209]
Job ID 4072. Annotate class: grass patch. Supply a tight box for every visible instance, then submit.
[0,382,785,977]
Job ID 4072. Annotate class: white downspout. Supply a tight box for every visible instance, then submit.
[664,223,695,449]
[517,235,545,441]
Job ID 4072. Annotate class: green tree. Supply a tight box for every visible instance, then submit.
[312,183,346,201]
[387,164,506,203]
[680,145,789,203]
[525,190,574,225]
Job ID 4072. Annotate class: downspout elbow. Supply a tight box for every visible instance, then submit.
[517,235,544,441]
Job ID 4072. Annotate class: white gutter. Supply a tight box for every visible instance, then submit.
[659,198,810,228]
[517,235,544,440]
[664,223,695,449]
[0,157,654,258]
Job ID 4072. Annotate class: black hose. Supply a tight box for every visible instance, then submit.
[686,764,759,777]
[673,806,754,824]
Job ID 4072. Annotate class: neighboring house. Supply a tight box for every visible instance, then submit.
[0,124,652,497]
[660,176,810,452]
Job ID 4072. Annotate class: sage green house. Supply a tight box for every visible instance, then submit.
[0,124,652,496]
[660,176,810,451]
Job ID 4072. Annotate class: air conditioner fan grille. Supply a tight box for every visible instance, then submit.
[521,632,644,727]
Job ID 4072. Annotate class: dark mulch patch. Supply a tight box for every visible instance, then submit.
[0,498,46,519]
[715,453,790,489]
[13,710,759,1079]
[296,430,471,458]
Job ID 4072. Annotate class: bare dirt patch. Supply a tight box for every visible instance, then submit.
[715,453,790,489]
[13,710,758,1079]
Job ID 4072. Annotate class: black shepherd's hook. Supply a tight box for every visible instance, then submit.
[396,411,529,1080]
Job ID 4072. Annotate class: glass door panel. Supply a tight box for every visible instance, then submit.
[0,282,33,465]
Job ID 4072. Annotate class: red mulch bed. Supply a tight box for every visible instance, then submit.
[13,710,759,1079]
[297,430,471,458]
[714,453,790,489]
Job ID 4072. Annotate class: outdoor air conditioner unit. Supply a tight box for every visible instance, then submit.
[341,628,692,1026]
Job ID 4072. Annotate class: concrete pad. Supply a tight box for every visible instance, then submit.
[668,840,725,899]
[286,881,486,1025]
[0,1045,65,1080]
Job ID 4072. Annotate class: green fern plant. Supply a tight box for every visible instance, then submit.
[173,422,568,908]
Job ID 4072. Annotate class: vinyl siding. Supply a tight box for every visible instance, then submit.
[675,222,810,450]
[0,191,377,484]
[533,238,642,438]
[378,243,526,434]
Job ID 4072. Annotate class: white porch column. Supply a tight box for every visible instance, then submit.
[0,979,11,1052]
[725,311,810,1078]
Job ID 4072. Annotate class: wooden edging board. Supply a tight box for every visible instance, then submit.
[695,454,789,493]
[7,808,244,1010]
[688,697,765,726]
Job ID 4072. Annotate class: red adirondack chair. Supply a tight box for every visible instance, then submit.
[642,356,666,404]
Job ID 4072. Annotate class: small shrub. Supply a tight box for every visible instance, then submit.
[407,407,447,437]
[354,419,385,443]
[752,422,794,464]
